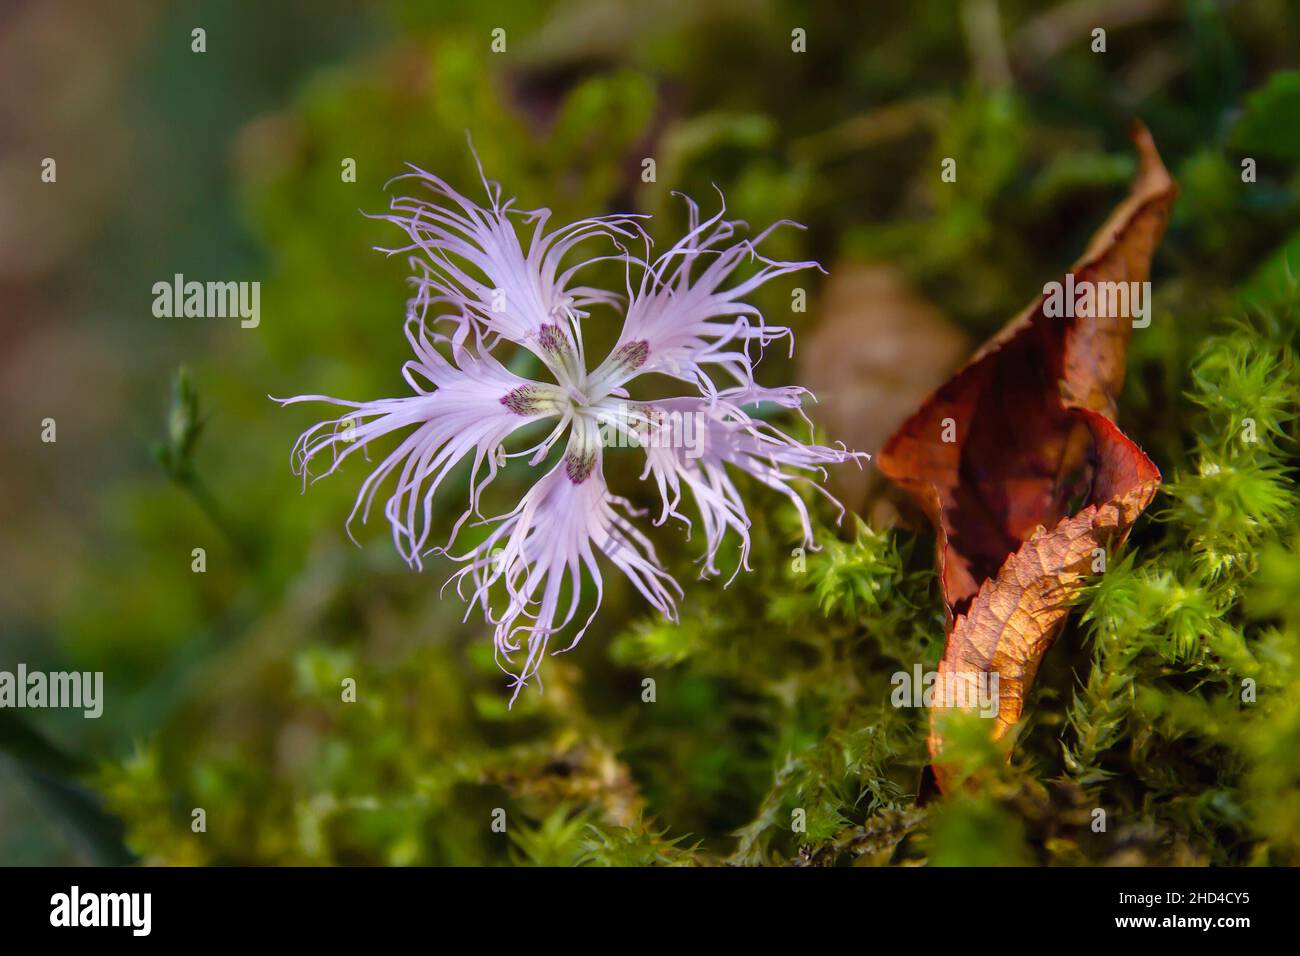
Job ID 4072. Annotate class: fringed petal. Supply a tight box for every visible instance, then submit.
[445,446,680,702]
[585,192,822,400]
[635,386,868,579]
[376,161,647,388]
[277,341,561,569]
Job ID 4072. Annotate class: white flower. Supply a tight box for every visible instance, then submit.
[279,156,865,700]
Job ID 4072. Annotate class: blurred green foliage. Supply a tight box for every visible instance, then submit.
[5,0,1300,866]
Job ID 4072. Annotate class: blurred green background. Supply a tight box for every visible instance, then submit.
[2,0,1299,866]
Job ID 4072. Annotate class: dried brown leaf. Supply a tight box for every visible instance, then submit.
[876,122,1176,790]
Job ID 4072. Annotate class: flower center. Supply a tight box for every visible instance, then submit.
[565,383,593,408]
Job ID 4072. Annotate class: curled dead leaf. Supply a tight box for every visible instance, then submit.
[876,121,1176,791]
